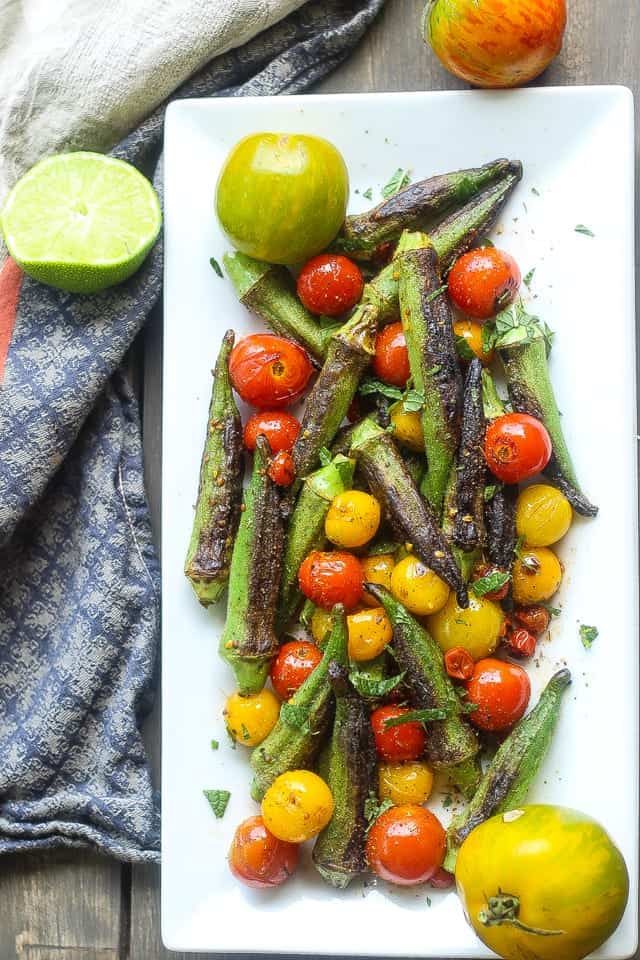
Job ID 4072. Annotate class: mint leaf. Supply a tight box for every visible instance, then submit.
[210,739,219,751]
[383,707,448,728]
[455,335,476,362]
[579,624,598,650]
[575,224,595,237]
[363,187,373,201]
[349,669,405,700]
[425,283,448,304]
[203,789,230,819]
[241,723,251,741]
[364,792,394,830]
[381,168,411,199]
[359,377,403,401]
[471,570,510,597]
[402,388,425,412]
[494,302,554,353]
[484,484,499,502]
[318,446,332,467]
[481,322,497,356]
[523,267,536,288]
[209,256,223,278]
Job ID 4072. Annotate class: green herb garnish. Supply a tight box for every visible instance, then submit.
[575,224,595,237]
[426,896,432,907]
[318,446,332,467]
[455,335,476,362]
[209,256,223,278]
[484,484,499,502]
[359,377,403,402]
[241,723,251,741]
[579,624,598,650]
[210,739,219,751]
[471,570,510,597]
[364,792,394,829]
[381,168,411,199]
[203,789,230,819]
[531,187,540,196]
[349,669,405,700]
[494,302,554,353]
[362,187,373,201]
[442,794,453,809]
[523,268,536,288]
[383,707,448,728]
[425,283,448,304]
[403,388,426,413]
[481,322,497,355]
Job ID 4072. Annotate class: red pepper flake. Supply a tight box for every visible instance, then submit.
[444,647,474,681]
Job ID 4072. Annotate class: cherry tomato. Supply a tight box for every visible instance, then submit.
[366,805,446,886]
[465,657,531,732]
[512,546,562,604]
[371,704,427,762]
[372,322,411,387]
[298,550,364,611]
[453,317,494,364]
[484,412,552,483]
[229,815,299,889]
[361,553,395,606]
[224,689,280,746]
[448,247,521,319]
[243,410,300,453]
[262,770,334,843]
[378,761,434,805]
[470,562,510,601]
[507,627,537,658]
[268,450,295,486]
[515,483,573,546]
[444,646,475,681]
[270,640,322,701]
[389,401,424,452]
[297,254,364,317]
[347,606,393,662]
[229,334,313,409]
[325,490,381,549]
[513,604,551,635]
[391,555,450,616]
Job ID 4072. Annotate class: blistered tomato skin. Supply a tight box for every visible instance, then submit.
[366,805,446,886]
[325,490,381,549]
[270,640,322,701]
[512,546,563,604]
[448,247,521,319]
[229,815,299,889]
[262,770,334,843]
[372,322,411,387]
[485,413,552,484]
[224,690,280,746]
[391,555,450,616]
[371,705,427,762]
[229,334,313,409]
[465,657,531,732]
[243,411,300,453]
[298,550,364,611]
[297,254,363,316]
[515,483,573,547]
[378,761,434,805]
[347,606,393,661]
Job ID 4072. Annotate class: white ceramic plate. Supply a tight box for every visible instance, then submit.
[162,88,638,957]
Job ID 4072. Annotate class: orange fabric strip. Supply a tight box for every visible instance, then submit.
[0,258,23,383]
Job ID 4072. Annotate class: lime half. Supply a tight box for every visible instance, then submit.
[0,152,162,293]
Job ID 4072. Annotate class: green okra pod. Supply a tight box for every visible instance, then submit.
[223,252,337,363]
[445,668,571,870]
[333,159,518,260]
[312,663,377,888]
[219,435,284,694]
[350,417,467,606]
[450,358,486,551]
[184,330,244,605]
[398,241,463,518]
[276,455,355,632]
[367,584,480,798]
[250,606,349,801]
[499,331,598,517]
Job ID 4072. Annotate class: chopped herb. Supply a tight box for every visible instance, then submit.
[226,727,237,750]
[367,539,399,557]
[471,570,510,597]
[523,267,536,288]
[362,187,373,200]
[442,794,453,809]
[426,364,442,376]
[381,168,411,199]
[359,377,403,402]
[481,322,497,355]
[241,723,251,741]
[383,707,448,728]
[522,202,528,214]
[484,484,499,502]
[575,224,595,237]
[403,388,426,413]
[494,302,554,353]
[531,187,540,196]
[349,669,405,700]
[542,602,562,618]
[425,283,448,303]
[579,624,598,650]
[460,701,479,715]
[455,335,476,363]
[203,789,230,819]
[209,256,223,278]
[210,739,219,751]
[364,792,394,829]
[426,896,432,907]
[280,701,311,733]
[318,446,332,467]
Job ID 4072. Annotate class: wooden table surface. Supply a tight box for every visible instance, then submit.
[1,0,638,957]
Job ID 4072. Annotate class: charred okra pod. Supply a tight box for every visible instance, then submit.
[367,585,480,798]
[276,455,355,632]
[450,359,486,551]
[445,668,571,870]
[312,663,376,888]
[184,330,244,605]
[350,418,467,606]
[398,240,463,518]
[498,319,597,516]
[333,159,517,260]
[219,436,284,694]
[485,484,518,571]
[223,252,336,363]
[250,606,348,801]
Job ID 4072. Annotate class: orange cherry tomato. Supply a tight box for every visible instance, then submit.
[371,704,427,762]
[229,334,313,409]
[298,550,364,611]
[366,805,446,886]
[444,646,475,681]
[372,321,411,388]
[448,247,521,320]
[297,254,364,317]
[268,450,295,486]
[484,412,552,483]
[465,657,531,732]
[270,640,323,701]
[243,410,300,453]
[228,815,299,889]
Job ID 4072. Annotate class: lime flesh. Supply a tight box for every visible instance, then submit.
[0,152,162,293]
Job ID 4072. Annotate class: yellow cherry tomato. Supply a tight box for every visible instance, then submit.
[310,606,334,647]
[347,606,393,662]
[224,689,280,747]
[455,805,629,960]
[512,546,562,604]
[262,770,334,843]
[515,483,573,547]
[361,553,395,607]
[391,555,450,616]
[389,401,425,452]
[378,761,434,805]
[453,317,494,364]
[325,490,381,549]
[427,592,504,660]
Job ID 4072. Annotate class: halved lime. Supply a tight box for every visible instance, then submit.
[0,152,162,294]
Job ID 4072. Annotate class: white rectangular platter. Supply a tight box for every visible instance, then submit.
[162,88,637,957]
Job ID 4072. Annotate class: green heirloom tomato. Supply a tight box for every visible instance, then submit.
[215,133,348,265]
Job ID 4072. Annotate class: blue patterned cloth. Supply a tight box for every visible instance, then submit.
[0,0,385,862]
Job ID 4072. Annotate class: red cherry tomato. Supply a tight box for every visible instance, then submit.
[372,321,411,388]
[370,704,427,762]
[297,254,364,317]
[366,804,445,886]
[229,815,299,889]
[244,411,300,453]
[448,247,521,320]
[484,412,552,483]
[298,550,364,611]
[507,627,537,658]
[229,334,313,409]
[270,640,323,700]
[465,657,531,732]
[267,450,295,486]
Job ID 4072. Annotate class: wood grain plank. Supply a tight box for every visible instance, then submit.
[132,0,640,956]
